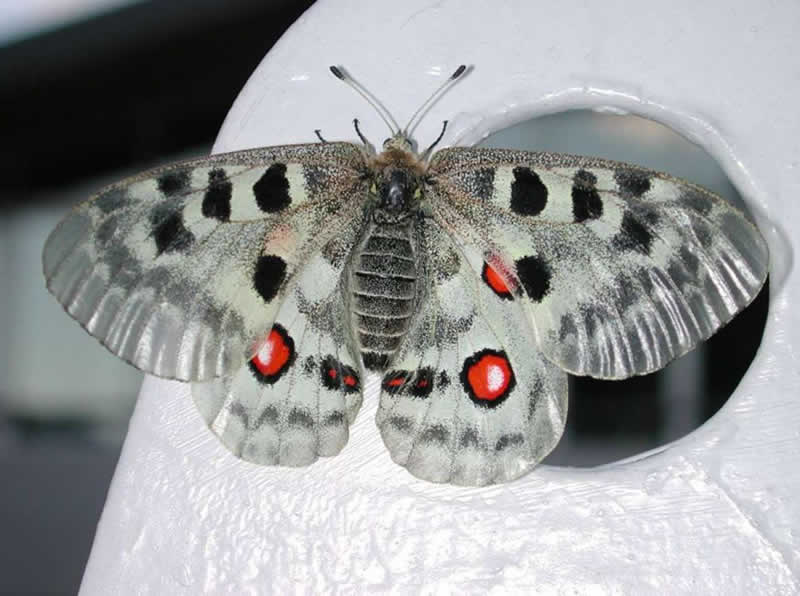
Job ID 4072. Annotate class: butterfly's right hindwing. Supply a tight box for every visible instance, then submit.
[43,142,367,382]
[192,247,364,466]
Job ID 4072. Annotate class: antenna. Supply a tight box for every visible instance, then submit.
[329,66,400,135]
[403,65,466,135]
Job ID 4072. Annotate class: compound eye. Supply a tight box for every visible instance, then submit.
[382,138,392,147]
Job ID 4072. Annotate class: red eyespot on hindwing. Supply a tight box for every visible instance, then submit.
[410,367,435,398]
[382,367,437,397]
[460,349,516,407]
[249,324,295,384]
[383,370,411,394]
[481,262,514,300]
[320,355,360,394]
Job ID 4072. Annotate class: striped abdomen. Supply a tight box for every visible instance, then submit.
[348,218,419,371]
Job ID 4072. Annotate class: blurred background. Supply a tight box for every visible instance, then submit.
[0,1,768,593]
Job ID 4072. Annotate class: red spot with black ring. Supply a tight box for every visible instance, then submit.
[460,349,516,407]
[249,324,295,384]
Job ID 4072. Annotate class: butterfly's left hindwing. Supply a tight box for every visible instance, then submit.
[43,142,367,381]
[376,220,567,486]
[192,247,364,466]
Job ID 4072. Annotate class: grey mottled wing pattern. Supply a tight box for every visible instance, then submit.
[192,247,364,466]
[428,147,768,379]
[376,220,567,486]
[43,142,367,381]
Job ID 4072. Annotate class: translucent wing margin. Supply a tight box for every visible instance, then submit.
[428,147,769,379]
[43,142,367,381]
[376,219,567,486]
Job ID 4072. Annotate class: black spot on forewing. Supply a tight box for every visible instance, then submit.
[253,255,287,302]
[572,169,603,222]
[515,255,552,302]
[253,163,291,212]
[157,170,191,196]
[574,169,597,187]
[510,167,548,216]
[612,211,654,255]
[614,168,651,197]
[202,168,232,221]
[152,211,194,255]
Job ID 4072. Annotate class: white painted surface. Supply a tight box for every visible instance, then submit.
[82,1,799,593]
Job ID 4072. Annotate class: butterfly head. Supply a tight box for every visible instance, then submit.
[382,132,415,154]
[376,168,420,213]
[330,64,467,162]
[370,140,424,214]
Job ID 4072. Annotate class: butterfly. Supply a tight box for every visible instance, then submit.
[43,65,768,486]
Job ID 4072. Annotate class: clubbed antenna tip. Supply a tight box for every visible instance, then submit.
[328,65,399,135]
[403,65,469,134]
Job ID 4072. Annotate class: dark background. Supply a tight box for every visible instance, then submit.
[0,1,768,593]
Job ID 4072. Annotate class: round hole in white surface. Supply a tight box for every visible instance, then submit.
[478,111,770,467]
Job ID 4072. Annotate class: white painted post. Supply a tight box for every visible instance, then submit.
[82,1,798,593]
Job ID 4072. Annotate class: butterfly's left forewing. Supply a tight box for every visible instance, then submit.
[428,147,768,380]
[43,142,368,381]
